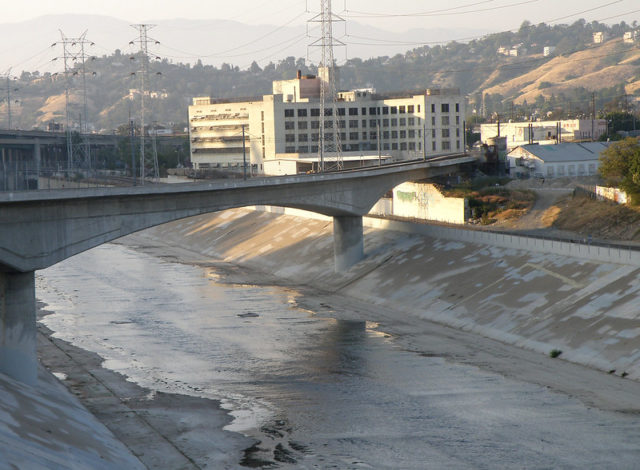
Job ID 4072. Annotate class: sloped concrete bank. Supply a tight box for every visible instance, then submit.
[136,207,640,385]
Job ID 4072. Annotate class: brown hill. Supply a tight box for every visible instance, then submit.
[482,38,640,104]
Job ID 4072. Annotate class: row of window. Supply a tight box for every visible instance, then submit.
[285,128,459,142]
[283,139,461,154]
[283,102,460,118]
[283,117,461,130]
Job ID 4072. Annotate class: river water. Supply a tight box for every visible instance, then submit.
[36,243,640,469]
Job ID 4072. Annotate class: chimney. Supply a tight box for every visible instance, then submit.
[297,69,302,79]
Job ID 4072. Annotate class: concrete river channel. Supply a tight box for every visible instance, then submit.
[36,242,640,469]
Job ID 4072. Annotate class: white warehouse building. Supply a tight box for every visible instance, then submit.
[507,142,610,178]
[188,69,466,175]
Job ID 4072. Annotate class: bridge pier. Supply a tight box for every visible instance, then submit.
[333,216,364,271]
[0,270,37,385]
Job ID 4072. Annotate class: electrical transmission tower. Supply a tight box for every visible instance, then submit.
[130,24,161,183]
[52,31,95,172]
[1,68,19,129]
[309,0,345,172]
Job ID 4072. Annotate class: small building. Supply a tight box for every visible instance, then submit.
[593,32,607,44]
[506,142,610,178]
[543,46,556,57]
[623,31,639,44]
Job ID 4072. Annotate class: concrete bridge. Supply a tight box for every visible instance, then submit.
[0,155,474,385]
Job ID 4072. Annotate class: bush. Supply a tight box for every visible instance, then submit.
[549,349,562,358]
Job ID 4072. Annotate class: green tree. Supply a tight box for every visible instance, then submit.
[599,137,640,204]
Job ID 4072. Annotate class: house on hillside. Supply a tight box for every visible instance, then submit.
[623,31,639,44]
[593,32,607,44]
[506,142,610,178]
[543,46,556,57]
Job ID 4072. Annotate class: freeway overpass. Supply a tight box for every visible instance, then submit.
[0,155,475,385]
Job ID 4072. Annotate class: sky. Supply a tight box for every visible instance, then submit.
[6,0,640,33]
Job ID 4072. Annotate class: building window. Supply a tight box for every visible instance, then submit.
[349,120,358,128]
[409,142,416,150]
[417,104,421,112]
[399,105,406,114]
[285,134,295,142]
[431,116,436,126]
[337,108,345,116]
[400,142,407,150]
[391,118,398,126]
[382,107,389,115]
[297,109,307,117]
[400,130,406,138]
[456,116,460,125]
[442,129,450,138]
[369,107,377,115]
[361,107,367,115]
[361,119,367,127]
[408,129,415,138]
[311,108,320,117]
[338,120,346,128]
[383,119,389,126]
[298,121,308,130]
[391,130,398,138]
[392,143,398,150]
[432,141,436,151]
[369,131,377,139]
[349,108,358,116]
[285,146,295,153]
[432,129,436,138]
[456,128,460,137]
[370,119,377,127]
[383,143,390,150]
[442,116,450,126]
[325,120,333,128]
[431,104,435,113]
[399,118,406,126]
[442,141,450,150]
[311,145,319,152]
[455,103,460,112]
[349,132,358,140]
[261,111,264,121]
[311,121,320,129]
[383,131,389,139]
[326,132,333,140]
[408,117,415,126]
[441,103,449,113]
[311,133,319,141]
[298,146,309,153]
[299,134,308,142]
[285,121,295,130]
[407,105,415,113]
[391,106,398,114]
[340,132,346,140]
[284,109,294,117]
[456,140,460,149]
[362,132,367,139]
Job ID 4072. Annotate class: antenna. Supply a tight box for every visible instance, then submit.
[309,0,345,172]
[130,24,161,183]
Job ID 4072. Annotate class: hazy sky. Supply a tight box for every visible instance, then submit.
[7,0,640,32]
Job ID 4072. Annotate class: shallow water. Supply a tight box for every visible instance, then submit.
[38,243,640,469]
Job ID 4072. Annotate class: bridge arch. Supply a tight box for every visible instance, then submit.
[0,156,474,384]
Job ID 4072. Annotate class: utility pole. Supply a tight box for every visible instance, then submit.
[242,124,247,180]
[591,92,596,141]
[130,24,160,184]
[376,119,381,166]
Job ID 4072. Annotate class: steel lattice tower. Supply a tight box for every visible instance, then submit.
[309,0,344,172]
[130,24,160,183]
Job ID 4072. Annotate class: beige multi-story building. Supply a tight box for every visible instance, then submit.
[188,70,466,175]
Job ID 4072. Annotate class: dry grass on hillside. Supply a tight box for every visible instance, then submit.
[551,194,640,241]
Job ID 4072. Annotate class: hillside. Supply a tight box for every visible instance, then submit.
[483,38,640,105]
[2,19,639,131]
